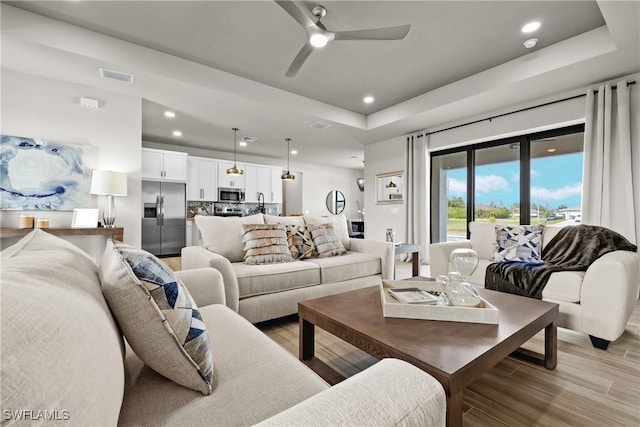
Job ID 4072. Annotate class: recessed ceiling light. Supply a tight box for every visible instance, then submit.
[546,148,557,153]
[164,111,175,118]
[239,141,247,147]
[521,21,541,33]
[523,38,538,49]
[290,150,298,155]
[363,96,374,104]
[172,130,182,137]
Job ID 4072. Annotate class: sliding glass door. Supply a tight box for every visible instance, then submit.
[430,124,584,242]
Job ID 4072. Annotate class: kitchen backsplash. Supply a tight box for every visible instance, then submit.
[187,201,280,219]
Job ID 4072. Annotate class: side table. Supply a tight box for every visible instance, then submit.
[394,243,421,277]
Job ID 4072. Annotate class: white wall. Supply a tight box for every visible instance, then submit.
[144,140,364,219]
[1,69,142,255]
[364,136,406,242]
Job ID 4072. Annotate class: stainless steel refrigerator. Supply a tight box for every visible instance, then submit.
[142,181,186,256]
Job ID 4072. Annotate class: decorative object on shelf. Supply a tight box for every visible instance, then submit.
[356,177,364,191]
[385,228,395,243]
[226,127,243,176]
[90,170,127,228]
[35,218,50,229]
[18,214,35,229]
[281,138,295,181]
[1,134,92,210]
[71,208,100,228]
[375,171,403,204]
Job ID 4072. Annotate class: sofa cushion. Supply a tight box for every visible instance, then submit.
[469,221,500,260]
[234,261,321,298]
[118,304,329,427]
[242,224,294,265]
[304,213,350,251]
[286,224,316,259]
[494,225,544,262]
[264,214,305,226]
[308,223,347,257]
[304,251,381,284]
[100,240,214,395]
[1,230,124,426]
[195,213,264,262]
[542,271,584,303]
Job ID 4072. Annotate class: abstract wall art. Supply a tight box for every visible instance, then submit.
[1,135,93,210]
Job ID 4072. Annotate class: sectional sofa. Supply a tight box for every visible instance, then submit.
[1,229,445,426]
[182,213,395,323]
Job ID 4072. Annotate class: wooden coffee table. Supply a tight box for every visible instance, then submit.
[298,281,558,427]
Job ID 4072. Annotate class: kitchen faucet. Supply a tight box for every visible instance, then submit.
[258,192,265,214]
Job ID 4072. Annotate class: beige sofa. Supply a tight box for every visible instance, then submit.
[1,229,445,426]
[429,222,640,349]
[182,213,395,323]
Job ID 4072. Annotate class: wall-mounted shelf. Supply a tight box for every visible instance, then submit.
[0,227,124,241]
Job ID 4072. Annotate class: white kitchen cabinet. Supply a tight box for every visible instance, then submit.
[244,165,259,202]
[187,156,218,201]
[270,167,283,203]
[218,161,245,189]
[142,148,188,182]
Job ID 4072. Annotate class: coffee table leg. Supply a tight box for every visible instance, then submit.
[299,317,315,360]
[446,392,463,427]
[545,320,558,370]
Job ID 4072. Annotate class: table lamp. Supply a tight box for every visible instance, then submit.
[90,170,127,228]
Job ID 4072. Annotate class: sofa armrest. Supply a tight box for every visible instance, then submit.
[428,240,472,278]
[349,238,395,280]
[181,246,240,312]
[580,250,640,341]
[175,268,226,307]
[254,358,445,427]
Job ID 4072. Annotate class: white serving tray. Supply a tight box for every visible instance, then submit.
[380,280,499,324]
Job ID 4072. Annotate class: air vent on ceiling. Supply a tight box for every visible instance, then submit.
[99,67,134,84]
[241,136,258,143]
[309,121,330,130]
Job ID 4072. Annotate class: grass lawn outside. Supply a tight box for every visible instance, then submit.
[446,217,567,239]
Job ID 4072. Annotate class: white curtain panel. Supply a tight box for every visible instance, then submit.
[582,79,638,245]
[404,134,430,263]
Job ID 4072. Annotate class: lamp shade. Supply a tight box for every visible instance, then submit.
[90,170,127,196]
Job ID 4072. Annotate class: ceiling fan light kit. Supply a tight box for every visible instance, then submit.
[226,127,244,176]
[276,1,411,77]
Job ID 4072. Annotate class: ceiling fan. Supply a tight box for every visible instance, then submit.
[275,1,411,77]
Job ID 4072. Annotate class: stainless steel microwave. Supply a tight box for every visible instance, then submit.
[218,187,245,202]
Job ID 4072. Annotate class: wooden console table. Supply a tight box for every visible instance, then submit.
[0,227,124,242]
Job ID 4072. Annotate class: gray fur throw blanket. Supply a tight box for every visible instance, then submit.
[484,225,637,299]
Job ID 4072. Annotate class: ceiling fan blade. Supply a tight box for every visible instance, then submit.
[275,1,316,29]
[285,43,314,77]
[334,25,411,41]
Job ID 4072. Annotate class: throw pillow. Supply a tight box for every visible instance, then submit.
[286,224,316,259]
[494,225,544,262]
[242,224,295,264]
[308,223,347,258]
[100,240,214,395]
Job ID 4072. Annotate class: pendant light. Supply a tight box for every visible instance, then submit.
[226,127,243,176]
[281,138,295,181]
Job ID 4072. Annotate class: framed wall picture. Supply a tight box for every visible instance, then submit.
[0,134,93,211]
[375,171,404,204]
[71,208,99,228]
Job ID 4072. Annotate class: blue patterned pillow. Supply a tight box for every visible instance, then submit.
[100,240,214,395]
[494,225,544,262]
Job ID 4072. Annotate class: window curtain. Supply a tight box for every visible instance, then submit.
[582,79,638,245]
[404,134,430,263]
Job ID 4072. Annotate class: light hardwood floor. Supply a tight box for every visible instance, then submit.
[166,257,640,426]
